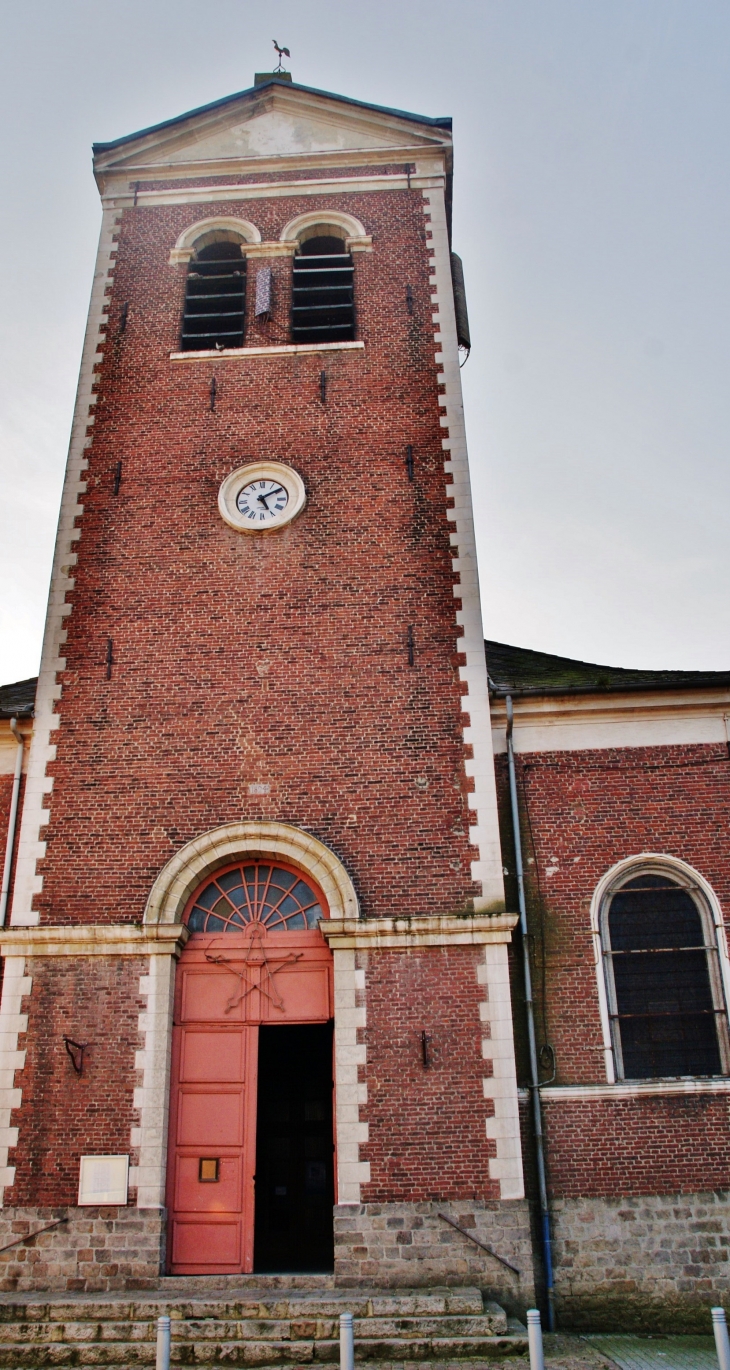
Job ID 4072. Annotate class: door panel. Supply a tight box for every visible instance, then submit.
[179,1030,244,1081]
[177,1088,244,1147]
[167,926,334,1274]
[174,1154,241,1212]
[171,1218,242,1267]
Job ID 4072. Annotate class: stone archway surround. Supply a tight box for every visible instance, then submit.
[132,822,362,1213]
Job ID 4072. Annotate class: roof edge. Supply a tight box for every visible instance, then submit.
[92,79,452,157]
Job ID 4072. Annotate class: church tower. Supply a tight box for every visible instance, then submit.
[0,75,532,1293]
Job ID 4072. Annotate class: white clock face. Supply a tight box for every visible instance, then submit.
[218,461,306,535]
[235,478,289,526]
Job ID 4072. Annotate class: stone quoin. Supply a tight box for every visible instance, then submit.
[0,75,728,1331]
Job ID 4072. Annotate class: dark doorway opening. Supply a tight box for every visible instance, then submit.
[254,1022,335,1273]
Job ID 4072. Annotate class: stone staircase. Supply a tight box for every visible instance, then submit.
[0,1285,529,1366]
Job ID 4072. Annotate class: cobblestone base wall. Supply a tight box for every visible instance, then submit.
[0,1208,164,1292]
[552,1190,730,1331]
[333,1200,536,1311]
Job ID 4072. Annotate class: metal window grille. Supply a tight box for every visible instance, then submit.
[602,874,728,1080]
[186,862,325,933]
[291,235,355,345]
[181,241,246,352]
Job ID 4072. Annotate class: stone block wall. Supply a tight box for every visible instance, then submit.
[0,1207,164,1292]
[334,1199,535,1312]
[551,1189,730,1331]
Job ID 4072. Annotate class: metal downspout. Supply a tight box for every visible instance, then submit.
[505,695,555,1330]
[0,719,24,929]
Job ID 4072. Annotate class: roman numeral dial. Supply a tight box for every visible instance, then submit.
[236,479,289,523]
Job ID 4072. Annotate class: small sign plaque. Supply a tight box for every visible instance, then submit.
[78,1155,129,1206]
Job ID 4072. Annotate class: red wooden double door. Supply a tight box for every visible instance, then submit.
[166,915,334,1274]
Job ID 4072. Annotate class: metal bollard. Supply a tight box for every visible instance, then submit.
[526,1308,545,1370]
[156,1314,171,1370]
[713,1307,730,1370]
[340,1311,354,1370]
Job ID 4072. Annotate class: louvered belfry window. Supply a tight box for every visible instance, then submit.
[602,871,728,1079]
[181,241,246,351]
[291,235,355,344]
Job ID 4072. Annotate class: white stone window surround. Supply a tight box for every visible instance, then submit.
[591,853,730,1086]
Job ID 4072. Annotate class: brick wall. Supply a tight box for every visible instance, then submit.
[360,945,499,1203]
[0,770,25,910]
[551,1189,730,1331]
[334,1198,535,1309]
[0,1207,164,1293]
[495,745,730,1195]
[6,956,144,1207]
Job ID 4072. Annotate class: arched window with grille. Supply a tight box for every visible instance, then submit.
[181,239,247,351]
[184,860,327,933]
[291,234,355,344]
[599,863,730,1080]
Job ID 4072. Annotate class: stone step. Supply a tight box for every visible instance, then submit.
[0,1335,530,1367]
[161,1275,336,1294]
[0,1288,487,1323]
[0,1313,510,1344]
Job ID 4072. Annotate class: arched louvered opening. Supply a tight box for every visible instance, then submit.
[181,240,247,351]
[601,870,729,1079]
[291,235,354,344]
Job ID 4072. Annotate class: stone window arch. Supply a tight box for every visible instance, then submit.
[280,211,371,346]
[593,855,730,1081]
[143,821,359,926]
[169,218,261,353]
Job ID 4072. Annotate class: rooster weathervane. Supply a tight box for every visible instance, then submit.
[272,40,290,74]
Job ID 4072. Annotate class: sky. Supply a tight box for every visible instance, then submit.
[0,0,729,683]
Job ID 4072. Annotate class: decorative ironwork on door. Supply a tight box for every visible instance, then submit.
[186,863,324,933]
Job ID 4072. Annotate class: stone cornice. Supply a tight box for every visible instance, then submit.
[102,171,445,212]
[99,143,442,189]
[0,925,189,957]
[320,912,519,950]
[491,688,730,756]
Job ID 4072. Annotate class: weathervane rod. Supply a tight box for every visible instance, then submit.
[272,39,290,74]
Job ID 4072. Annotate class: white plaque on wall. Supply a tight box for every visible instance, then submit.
[78,1154,129,1206]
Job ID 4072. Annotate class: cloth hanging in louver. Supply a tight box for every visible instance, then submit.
[255,266,272,317]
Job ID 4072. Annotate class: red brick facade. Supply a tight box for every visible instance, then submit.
[36,188,476,930]
[360,945,500,1203]
[2,79,728,1320]
[6,957,145,1207]
[496,744,730,1195]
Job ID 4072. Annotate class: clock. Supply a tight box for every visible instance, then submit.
[218,461,306,534]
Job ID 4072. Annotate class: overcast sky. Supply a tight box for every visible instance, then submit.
[0,0,728,683]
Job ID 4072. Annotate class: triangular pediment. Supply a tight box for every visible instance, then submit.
[94,80,451,180]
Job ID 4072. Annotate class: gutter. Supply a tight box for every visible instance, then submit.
[490,678,730,699]
[505,695,555,1329]
[0,719,25,928]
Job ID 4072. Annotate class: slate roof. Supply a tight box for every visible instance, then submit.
[0,678,37,718]
[485,640,730,698]
[92,78,452,155]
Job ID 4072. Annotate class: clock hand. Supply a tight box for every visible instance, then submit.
[257,492,272,510]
